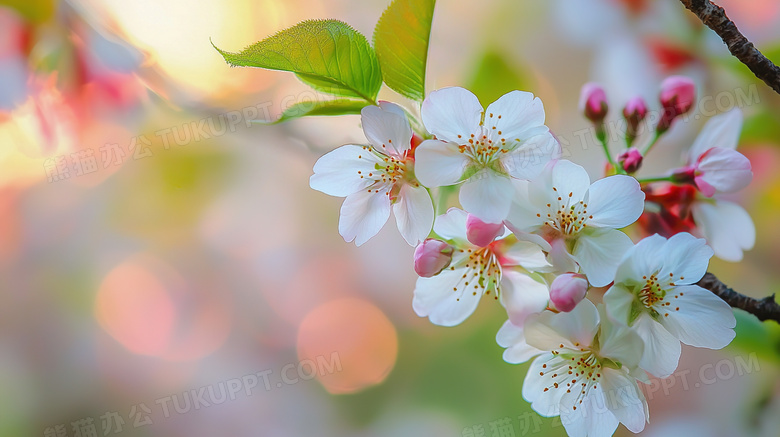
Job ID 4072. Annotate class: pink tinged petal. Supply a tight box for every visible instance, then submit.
[614,234,666,285]
[633,313,681,378]
[586,175,645,229]
[500,240,551,270]
[549,273,588,312]
[549,160,592,203]
[484,90,546,141]
[496,319,543,364]
[393,184,434,246]
[573,229,634,287]
[524,299,600,351]
[660,284,736,349]
[692,200,754,262]
[659,232,713,284]
[459,170,514,223]
[499,271,550,326]
[559,383,620,437]
[689,108,743,161]
[695,147,753,195]
[694,176,716,197]
[503,131,560,180]
[413,140,469,188]
[360,104,412,157]
[432,207,469,242]
[421,86,482,143]
[603,284,636,326]
[522,354,567,417]
[466,214,504,246]
[599,368,648,434]
[338,188,391,246]
[310,145,382,197]
[412,268,482,327]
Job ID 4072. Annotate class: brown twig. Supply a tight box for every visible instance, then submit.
[697,272,780,323]
[679,0,780,95]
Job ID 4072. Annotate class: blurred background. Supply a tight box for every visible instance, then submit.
[1,0,780,436]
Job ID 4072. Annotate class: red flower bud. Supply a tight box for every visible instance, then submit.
[579,83,608,124]
[618,147,643,174]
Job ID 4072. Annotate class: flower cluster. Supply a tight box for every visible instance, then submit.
[310,79,750,437]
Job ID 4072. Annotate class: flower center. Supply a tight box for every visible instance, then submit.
[539,350,603,411]
[636,272,685,318]
[449,247,503,302]
[539,187,591,236]
[454,129,510,167]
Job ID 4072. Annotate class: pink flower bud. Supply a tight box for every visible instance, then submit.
[414,239,453,277]
[466,214,504,247]
[623,96,647,143]
[617,147,643,174]
[657,76,695,132]
[550,273,589,312]
[579,83,608,124]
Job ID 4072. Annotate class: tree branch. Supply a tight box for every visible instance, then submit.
[679,0,780,95]
[697,272,780,323]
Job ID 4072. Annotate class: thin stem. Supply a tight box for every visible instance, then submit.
[642,131,662,156]
[637,175,674,184]
[596,131,619,170]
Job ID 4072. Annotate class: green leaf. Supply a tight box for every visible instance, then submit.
[467,50,533,107]
[213,19,382,102]
[373,0,436,101]
[262,99,368,124]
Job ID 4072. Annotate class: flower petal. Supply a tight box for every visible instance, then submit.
[524,299,600,351]
[496,319,542,364]
[522,354,567,417]
[614,234,666,285]
[501,240,551,270]
[459,169,514,223]
[597,304,643,368]
[338,188,391,246]
[692,200,755,262]
[688,108,743,161]
[414,140,469,187]
[361,104,412,157]
[658,232,713,284]
[484,90,546,141]
[573,229,634,287]
[500,270,550,326]
[412,267,482,326]
[548,160,591,203]
[633,313,681,378]
[660,284,736,349]
[559,383,620,437]
[586,175,645,229]
[695,147,752,195]
[432,207,469,242]
[310,145,382,197]
[503,131,560,180]
[599,368,647,433]
[506,179,546,233]
[393,183,434,246]
[603,284,636,326]
[421,86,482,143]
